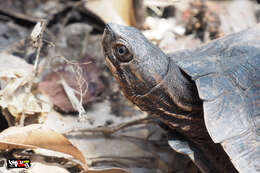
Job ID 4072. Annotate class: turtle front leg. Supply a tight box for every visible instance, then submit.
[168,131,213,173]
[157,113,238,173]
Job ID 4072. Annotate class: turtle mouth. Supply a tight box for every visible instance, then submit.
[102,25,116,65]
[105,53,136,100]
[105,56,118,77]
[102,25,122,78]
[102,25,131,94]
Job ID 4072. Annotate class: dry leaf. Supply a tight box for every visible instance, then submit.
[0,52,52,123]
[84,0,136,26]
[38,56,104,114]
[86,168,130,173]
[0,124,88,170]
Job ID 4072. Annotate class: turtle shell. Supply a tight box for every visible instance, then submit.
[170,25,260,172]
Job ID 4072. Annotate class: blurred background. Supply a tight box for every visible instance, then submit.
[0,0,259,173]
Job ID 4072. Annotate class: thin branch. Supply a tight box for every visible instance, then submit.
[66,116,155,136]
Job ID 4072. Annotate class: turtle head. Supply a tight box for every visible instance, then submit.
[102,23,169,101]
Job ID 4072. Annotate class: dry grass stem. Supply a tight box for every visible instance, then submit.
[32,20,47,72]
[58,56,92,122]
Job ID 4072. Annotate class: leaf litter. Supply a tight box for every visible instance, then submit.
[0,0,258,173]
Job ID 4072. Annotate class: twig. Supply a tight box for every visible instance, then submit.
[66,116,155,136]
[0,8,40,24]
[59,55,91,65]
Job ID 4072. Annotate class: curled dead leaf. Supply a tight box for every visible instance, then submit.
[0,53,52,124]
[0,124,88,170]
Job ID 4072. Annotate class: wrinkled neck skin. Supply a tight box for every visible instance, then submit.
[127,54,204,136]
[131,58,202,114]
[128,55,237,173]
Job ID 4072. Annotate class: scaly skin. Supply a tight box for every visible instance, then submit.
[102,23,238,173]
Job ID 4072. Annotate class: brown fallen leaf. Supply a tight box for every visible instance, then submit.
[38,56,104,113]
[86,168,130,173]
[0,124,88,170]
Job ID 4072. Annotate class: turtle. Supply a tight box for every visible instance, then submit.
[102,23,260,173]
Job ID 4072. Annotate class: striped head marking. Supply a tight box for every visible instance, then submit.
[102,23,169,102]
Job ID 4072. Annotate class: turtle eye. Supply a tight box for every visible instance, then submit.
[114,44,133,62]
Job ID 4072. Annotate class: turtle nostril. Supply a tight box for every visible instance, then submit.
[102,25,115,46]
[104,25,113,36]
